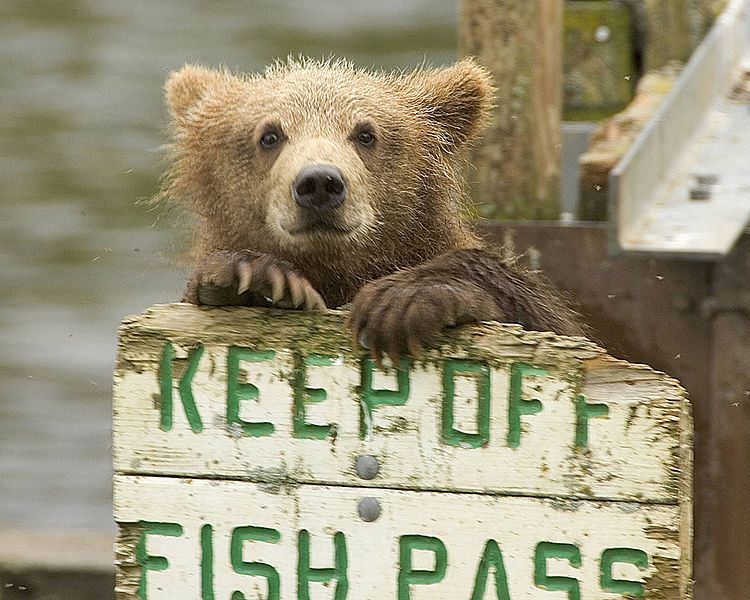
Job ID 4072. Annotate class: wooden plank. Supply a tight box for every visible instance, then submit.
[458,0,562,219]
[114,475,691,599]
[113,304,692,596]
[113,304,691,504]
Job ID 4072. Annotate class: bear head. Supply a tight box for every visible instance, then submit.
[161,58,494,277]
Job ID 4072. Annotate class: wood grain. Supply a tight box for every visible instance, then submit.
[459,0,562,219]
[113,304,692,598]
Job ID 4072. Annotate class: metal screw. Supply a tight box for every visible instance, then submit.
[355,455,380,480]
[595,25,611,43]
[357,497,381,522]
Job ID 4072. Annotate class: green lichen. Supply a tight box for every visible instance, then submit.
[116,304,691,510]
[643,554,683,600]
[245,466,299,494]
[374,416,412,435]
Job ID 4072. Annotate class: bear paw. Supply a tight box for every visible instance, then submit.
[349,275,496,364]
[189,250,326,311]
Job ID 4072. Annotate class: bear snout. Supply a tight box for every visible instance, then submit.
[292,165,347,213]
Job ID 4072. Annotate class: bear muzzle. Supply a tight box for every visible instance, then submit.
[279,163,370,238]
[292,164,347,213]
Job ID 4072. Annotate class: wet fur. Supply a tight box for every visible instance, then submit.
[160,58,586,361]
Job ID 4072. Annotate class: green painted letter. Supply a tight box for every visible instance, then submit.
[508,362,548,448]
[226,347,276,437]
[136,521,183,599]
[470,539,511,600]
[575,394,609,449]
[360,357,410,438]
[397,535,447,600]
[297,529,348,600]
[201,524,214,600]
[159,342,204,433]
[600,547,648,597]
[534,542,581,600]
[231,526,281,600]
[294,355,337,440]
[442,360,491,448]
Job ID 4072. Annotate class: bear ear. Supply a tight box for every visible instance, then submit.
[165,65,229,120]
[406,58,495,150]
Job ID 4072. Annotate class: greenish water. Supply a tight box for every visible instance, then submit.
[0,0,457,529]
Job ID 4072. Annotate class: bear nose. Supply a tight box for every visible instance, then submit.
[293,165,346,212]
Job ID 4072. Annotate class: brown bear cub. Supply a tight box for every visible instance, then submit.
[161,58,585,362]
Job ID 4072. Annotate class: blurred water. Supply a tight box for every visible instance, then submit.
[0,0,457,529]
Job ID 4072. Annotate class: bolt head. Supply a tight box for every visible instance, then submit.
[355,455,380,480]
[595,25,611,43]
[357,497,381,522]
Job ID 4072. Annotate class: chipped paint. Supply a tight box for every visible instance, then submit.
[113,304,693,598]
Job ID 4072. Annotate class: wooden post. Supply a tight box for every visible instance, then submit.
[642,0,696,70]
[707,237,750,598]
[700,0,730,24]
[641,0,732,72]
[113,304,693,597]
[563,1,637,121]
[459,0,562,220]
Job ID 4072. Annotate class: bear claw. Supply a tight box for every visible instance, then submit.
[237,262,253,295]
[193,250,327,311]
[267,265,285,304]
[238,259,326,311]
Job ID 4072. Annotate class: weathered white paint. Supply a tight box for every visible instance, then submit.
[114,475,685,599]
[113,304,693,598]
[114,304,690,503]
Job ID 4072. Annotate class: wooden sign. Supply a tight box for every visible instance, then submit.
[113,303,692,599]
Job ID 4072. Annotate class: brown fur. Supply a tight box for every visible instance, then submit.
[160,58,586,362]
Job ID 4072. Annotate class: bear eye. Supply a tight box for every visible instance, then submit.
[355,130,375,147]
[260,128,282,149]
